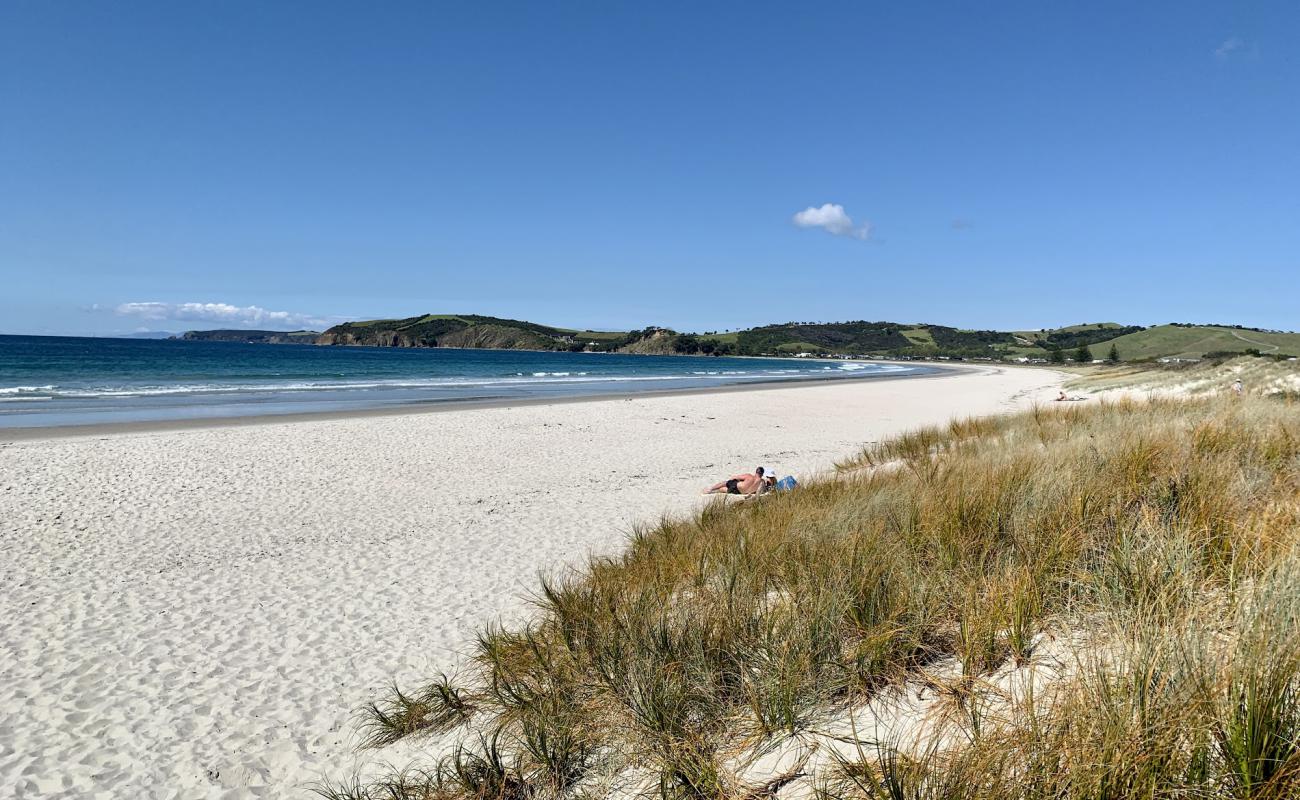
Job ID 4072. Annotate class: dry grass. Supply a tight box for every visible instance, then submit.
[320,392,1300,800]
[1069,355,1300,399]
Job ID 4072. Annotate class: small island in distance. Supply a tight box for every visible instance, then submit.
[176,313,1300,363]
[177,329,322,345]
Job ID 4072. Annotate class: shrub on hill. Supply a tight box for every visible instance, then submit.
[1203,350,1298,363]
[734,322,914,355]
[1172,322,1292,334]
[1037,325,1144,350]
[927,326,1014,349]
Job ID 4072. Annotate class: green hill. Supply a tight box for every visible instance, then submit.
[319,314,601,351]
[313,314,1297,362]
[317,315,699,354]
[702,320,1300,362]
[1084,324,1300,361]
[698,321,1016,357]
[1013,322,1144,350]
[319,314,560,348]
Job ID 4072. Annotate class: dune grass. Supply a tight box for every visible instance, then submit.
[321,392,1300,800]
[1069,355,1300,399]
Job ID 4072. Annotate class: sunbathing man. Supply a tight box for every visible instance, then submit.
[704,467,766,495]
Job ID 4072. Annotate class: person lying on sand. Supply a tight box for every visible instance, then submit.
[704,467,766,495]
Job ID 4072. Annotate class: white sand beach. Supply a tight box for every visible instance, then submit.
[0,365,1063,799]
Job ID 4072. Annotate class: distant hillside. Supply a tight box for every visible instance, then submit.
[1014,323,1146,350]
[1079,324,1300,361]
[312,314,1297,362]
[705,320,1300,362]
[181,329,321,344]
[122,330,178,339]
[316,315,653,352]
[704,321,1016,358]
[728,321,914,354]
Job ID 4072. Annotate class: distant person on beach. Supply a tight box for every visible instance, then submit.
[704,467,765,495]
[1232,379,1244,396]
[1056,390,1068,402]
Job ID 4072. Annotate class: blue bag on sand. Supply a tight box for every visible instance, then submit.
[776,476,798,491]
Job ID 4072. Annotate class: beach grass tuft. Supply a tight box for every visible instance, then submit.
[360,674,477,749]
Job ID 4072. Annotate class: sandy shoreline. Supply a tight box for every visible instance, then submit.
[0,360,949,443]
[0,365,1063,798]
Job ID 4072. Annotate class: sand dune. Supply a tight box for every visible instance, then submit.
[0,365,1062,798]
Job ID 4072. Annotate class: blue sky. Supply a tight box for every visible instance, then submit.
[2,1,1297,335]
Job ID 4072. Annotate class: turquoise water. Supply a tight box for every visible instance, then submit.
[0,335,931,428]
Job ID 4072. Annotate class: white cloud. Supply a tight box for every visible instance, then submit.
[113,302,330,330]
[791,203,872,240]
[1215,36,1245,58]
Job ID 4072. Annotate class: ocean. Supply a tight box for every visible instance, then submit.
[0,335,932,428]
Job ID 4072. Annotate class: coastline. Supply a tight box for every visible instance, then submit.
[0,359,955,442]
[0,364,1065,797]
